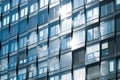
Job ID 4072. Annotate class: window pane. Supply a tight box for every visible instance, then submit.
[116,0,120,5]
[116,15,120,31]
[19,36,27,48]
[40,0,48,8]
[118,59,120,70]
[10,25,18,37]
[61,72,71,80]
[73,0,84,9]
[61,18,72,32]
[30,3,38,13]
[49,39,59,54]
[21,7,28,18]
[38,9,48,25]
[50,0,58,4]
[18,68,26,80]
[74,68,85,80]
[87,0,92,3]
[73,49,85,66]
[19,19,27,34]
[9,56,17,68]
[1,44,8,55]
[60,2,72,17]
[86,43,100,64]
[28,15,38,29]
[101,61,109,76]
[61,36,71,50]
[87,65,99,80]
[101,2,114,17]
[28,64,36,78]
[60,52,72,68]
[12,0,19,7]
[101,42,108,56]
[1,28,9,41]
[10,40,18,53]
[0,75,7,80]
[38,43,48,58]
[73,11,85,27]
[39,27,48,40]
[94,27,99,39]
[87,6,99,22]
[109,61,114,72]
[4,3,10,12]
[87,27,99,41]
[101,5,107,16]
[100,19,114,36]
[49,5,59,20]
[28,48,36,61]
[38,61,47,74]
[28,31,37,45]
[19,53,26,65]
[107,2,114,14]
[50,21,60,37]
[87,29,93,41]
[49,57,59,71]
[50,75,59,80]
[72,29,85,49]
[0,58,8,71]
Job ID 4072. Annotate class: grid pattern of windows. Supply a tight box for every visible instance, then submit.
[0,0,120,80]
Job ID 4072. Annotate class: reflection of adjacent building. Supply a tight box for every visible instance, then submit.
[0,0,120,80]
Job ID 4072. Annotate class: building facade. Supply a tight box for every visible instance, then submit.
[0,0,120,80]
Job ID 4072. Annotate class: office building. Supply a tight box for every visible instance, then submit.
[0,0,120,80]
